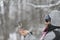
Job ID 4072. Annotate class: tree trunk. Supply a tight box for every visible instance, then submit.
[3,0,10,40]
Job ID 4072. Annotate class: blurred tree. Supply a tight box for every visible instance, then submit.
[3,0,10,40]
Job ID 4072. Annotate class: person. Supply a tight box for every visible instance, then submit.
[40,15,60,40]
[8,21,36,40]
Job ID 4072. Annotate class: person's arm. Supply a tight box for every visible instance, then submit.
[48,25,60,32]
[54,26,60,29]
[49,25,60,31]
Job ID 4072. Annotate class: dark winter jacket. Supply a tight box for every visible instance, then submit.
[43,24,60,33]
[43,24,60,40]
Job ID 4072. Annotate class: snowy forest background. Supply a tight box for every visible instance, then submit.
[0,0,60,40]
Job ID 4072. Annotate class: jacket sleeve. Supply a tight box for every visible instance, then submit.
[54,26,60,29]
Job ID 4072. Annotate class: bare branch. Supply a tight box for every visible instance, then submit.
[27,1,60,8]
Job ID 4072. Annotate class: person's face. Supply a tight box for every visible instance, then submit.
[19,28,29,36]
[45,21,51,25]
